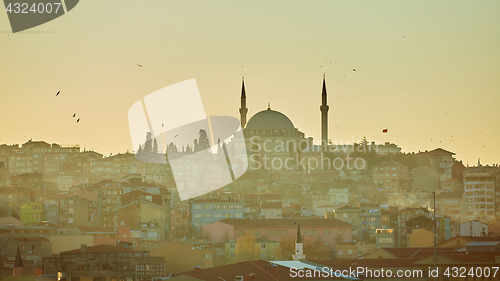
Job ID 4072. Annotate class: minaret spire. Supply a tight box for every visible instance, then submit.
[13,246,23,276]
[296,222,302,243]
[293,222,305,260]
[320,74,329,151]
[239,76,248,128]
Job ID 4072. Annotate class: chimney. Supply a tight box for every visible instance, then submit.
[246,273,255,280]
[81,244,87,252]
[270,264,278,272]
[235,276,244,281]
[194,265,201,271]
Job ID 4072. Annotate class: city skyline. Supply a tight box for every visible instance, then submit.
[1,0,499,165]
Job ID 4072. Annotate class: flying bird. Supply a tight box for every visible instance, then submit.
[56,91,60,96]
[353,69,356,71]
[73,113,76,117]
[76,118,80,123]
[162,123,164,127]
[174,134,178,138]
[293,221,297,224]
[137,64,143,68]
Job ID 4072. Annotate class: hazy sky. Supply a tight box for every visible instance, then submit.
[1,1,499,165]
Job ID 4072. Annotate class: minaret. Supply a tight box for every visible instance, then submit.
[239,76,248,129]
[13,246,23,276]
[293,223,306,261]
[320,74,329,151]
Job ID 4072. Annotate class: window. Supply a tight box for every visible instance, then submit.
[194,213,202,218]
[283,230,288,235]
[235,213,242,218]
[324,230,330,235]
[338,250,343,256]
[194,205,202,210]
[268,230,273,236]
[275,230,281,235]
[203,204,212,210]
[311,229,317,235]
[229,243,236,249]
[215,213,222,218]
[225,213,232,218]
[204,213,212,218]
[378,238,393,243]
[260,243,267,249]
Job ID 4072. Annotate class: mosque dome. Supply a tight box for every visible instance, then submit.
[245,108,295,129]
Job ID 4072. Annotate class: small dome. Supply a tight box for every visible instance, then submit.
[246,108,294,129]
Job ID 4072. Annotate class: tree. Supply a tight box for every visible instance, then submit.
[221,230,231,243]
[274,235,295,260]
[153,138,159,154]
[144,132,153,153]
[235,230,258,261]
[197,129,210,152]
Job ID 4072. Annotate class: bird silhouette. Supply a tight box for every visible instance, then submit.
[76,118,80,123]
[56,91,60,96]
[353,69,356,71]
[137,64,143,68]
[73,113,76,117]
[174,134,178,138]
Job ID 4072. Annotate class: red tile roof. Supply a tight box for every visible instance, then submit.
[214,218,352,228]
[440,254,493,263]
[176,260,345,281]
[76,226,116,233]
[383,248,421,259]
[10,237,50,243]
[195,198,242,203]
[260,202,282,209]
[61,244,140,254]
[320,259,420,269]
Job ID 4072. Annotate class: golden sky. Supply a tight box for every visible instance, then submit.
[0,0,499,165]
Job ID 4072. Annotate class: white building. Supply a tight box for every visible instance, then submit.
[329,187,349,205]
[463,166,497,222]
[460,220,488,237]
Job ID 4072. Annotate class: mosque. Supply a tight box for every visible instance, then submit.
[238,76,332,171]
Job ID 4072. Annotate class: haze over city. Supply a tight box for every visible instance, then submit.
[1,0,499,165]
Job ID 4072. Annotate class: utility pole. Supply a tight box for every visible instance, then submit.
[433,191,437,281]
